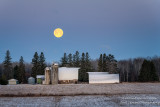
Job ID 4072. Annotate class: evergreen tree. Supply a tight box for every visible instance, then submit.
[79,53,85,81]
[84,52,92,82]
[106,55,110,72]
[68,53,73,67]
[110,60,118,74]
[102,53,107,72]
[61,53,68,67]
[19,56,26,83]
[31,52,40,78]
[150,61,159,81]
[138,60,159,82]
[74,51,80,67]
[0,75,7,85]
[13,65,19,80]
[39,52,46,75]
[79,52,92,82]
[108,54,118,74]
[98,54,103,72]
[3,50,12,79]
[0,57,1,77]
[73,54,76,67]
[139,60,151,82]
[108,54,115,62]
[85,52,92,69]
[98,53,117,73]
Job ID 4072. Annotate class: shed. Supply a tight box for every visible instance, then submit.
[87,72,119,84]
[36,75,45,84]
[8,79,18,85]
[28,77,35,84]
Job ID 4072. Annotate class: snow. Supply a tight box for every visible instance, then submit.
[54,63,58,66]
[45,67,51,71]
[36,75,45,79]
[88,72,109,75]
[28,77,34,79]
[8,79,18,81]
[1,83,160,106]
[0,94,160,107]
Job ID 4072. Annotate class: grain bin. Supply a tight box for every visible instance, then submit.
[28,77,35,84]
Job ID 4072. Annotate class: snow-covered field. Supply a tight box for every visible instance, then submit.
[1,83,160,106]
[0,83,160,96]
[0,94,160,107]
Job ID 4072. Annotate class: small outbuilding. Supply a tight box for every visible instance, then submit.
[28,77,35,84]
[87,72,119,84]
[8,79,18,85]
[36,75,45,84]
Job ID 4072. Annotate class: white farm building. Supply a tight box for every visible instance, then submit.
[87,72,119,84]
[44,63,80,84]
[8,79,18,85]
[58,67,79,82]
[44,63,119,84]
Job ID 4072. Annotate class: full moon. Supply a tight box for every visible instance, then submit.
[54,28,63,38]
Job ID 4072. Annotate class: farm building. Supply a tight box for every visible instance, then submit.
[87,72,119,84]
[58,67,79,84]
[36,75,45,84]
[8,79,18,85]
[44,63,79,84]
[28,77,35,84]
[44,63,119,84]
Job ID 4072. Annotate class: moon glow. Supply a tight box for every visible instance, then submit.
[54,28,63,38]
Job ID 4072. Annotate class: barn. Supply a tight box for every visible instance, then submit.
[58,67,79,84]
[44,63,80,84]
[87,72,119,84]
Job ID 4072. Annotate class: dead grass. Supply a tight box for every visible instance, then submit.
[0,83,160,96]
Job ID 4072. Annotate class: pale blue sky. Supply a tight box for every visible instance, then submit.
[0,0,160,63]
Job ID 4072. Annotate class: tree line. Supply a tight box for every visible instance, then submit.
[60,51,94,82]
[97,53,118,73]
[0,50,46,84]
[118,57,160,82]
[0,50,160,84]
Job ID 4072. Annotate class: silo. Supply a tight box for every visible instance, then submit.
[45,67,51,85]
[28,77,35,84]
[51,63,59,84]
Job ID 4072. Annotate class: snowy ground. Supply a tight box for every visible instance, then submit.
[0,83,160,96]
[0,94,160,107]
[1,83,160,106]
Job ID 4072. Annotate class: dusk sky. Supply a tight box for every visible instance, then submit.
[0,0,160,63]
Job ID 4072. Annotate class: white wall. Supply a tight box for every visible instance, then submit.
[88,72,119,83]
[58,67,79,80]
